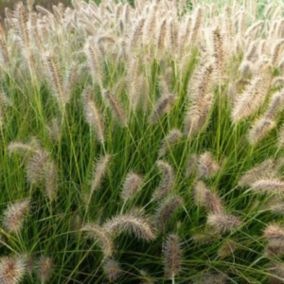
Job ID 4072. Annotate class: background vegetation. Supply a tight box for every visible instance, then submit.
[0,0,283,283]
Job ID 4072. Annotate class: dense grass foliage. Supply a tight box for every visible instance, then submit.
[0,0,284,283]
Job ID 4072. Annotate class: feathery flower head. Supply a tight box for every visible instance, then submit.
[3,199,30,234]
[104,210,156,241]
[36,256,53,284]
[207,213,241,234]
[103,258,122,282]
[81,223,113,258]
[163,234,182,279]
[0,256,26,284]
[121,171,143,202]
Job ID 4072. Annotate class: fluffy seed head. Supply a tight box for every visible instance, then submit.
[121,172,143,202]
[155,195,183,230]
[193,181,223,213]
[149,95,175,124]
[197,152,220,178]
[91,154,111,193]
[103,258,122,282]
[0,256,26,284]
[81,223,113,258]
[232,71,271,123]
[152,160,175,200]
[194,272,227,284]
[185,154,198,177]
[103,210,156,241]
[238,159,276,187]
[184,64,214,136]
[217,239,237,259]
[207,213,241,234]
[278,124,284,148]
[251,179,284,195]
[158,128,183,158]
[264,223,284,256]
[26,150,50,184]
[268,263,284,284]
[103,90,127,127]
[36,256,53,284]
[248,117,276,145]
[83,88,105,145]
[3,199,30,234]
[163,234,182,279]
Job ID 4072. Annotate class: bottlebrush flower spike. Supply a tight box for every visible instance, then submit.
[212,27,226,81]
[103,258,122,282]
[265,90,284,120]
[248,117,276,145]
[103,90,127,127]
[155,195,183,230]
[189,6,203,44]
[278,124,284,148]
[43,52,69,109]
[0,256,26,284]
[83,88,105,145]
[207,213,241,234]
[163,234,182,280]
[238,159,276,187]
[250,179,284,195]
[84,37,103,87]
[152,160,175,200]
[264,223,284,256]
[185,154,198,177]
[193,181,223,213]
[130,17,145,50]
[184,64,214,136]
[3,199,30,234]
[26,149,50,184]
[149,94,175,124]
[91,154,111,193]
[271,39,284,65]
[194,272,227,284]
[36,256,53,284]
[232,66,272,123]
[268,263,284,284]
[121,171,143,202]
[81,223,114,258]
[7,143,33,155]
[103,210,156,241]
[44,160,58,202]
[158,128,183,158]
[217,239,237,259]
[197,152,220,178]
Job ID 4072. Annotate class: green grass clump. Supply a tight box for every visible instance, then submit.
[0,0,284,283]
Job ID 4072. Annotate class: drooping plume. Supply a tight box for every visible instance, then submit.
[103,210,156,241]
[81,223,114,259]
[152,160,175,200]
[155,195,183,229]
